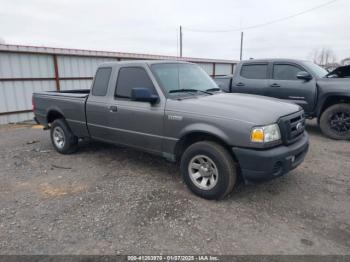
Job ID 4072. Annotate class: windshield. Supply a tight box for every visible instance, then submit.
[303,61,328,78]
[151,63,219,96]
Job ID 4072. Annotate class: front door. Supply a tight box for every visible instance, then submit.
[266,63,317,113]
[106,66,164,154]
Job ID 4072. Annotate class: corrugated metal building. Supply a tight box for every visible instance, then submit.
[0,44,238,124]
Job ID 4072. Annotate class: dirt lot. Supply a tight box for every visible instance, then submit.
[0,120,349,255]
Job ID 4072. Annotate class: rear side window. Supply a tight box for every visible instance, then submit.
[240,64,267,79]
[92,67,112,96]
[273,64,303,80]
[115,67,156,98]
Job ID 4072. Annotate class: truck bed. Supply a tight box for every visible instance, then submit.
[33,89,90,137]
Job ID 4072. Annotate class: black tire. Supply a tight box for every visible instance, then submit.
[180,141,237,200]
[320,103,350,140]
[50,118,78,154]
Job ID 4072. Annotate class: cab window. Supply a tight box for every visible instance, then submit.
[115,67,157,98]
[92,67,112,96]
[240,64,268,79]
[273,64,304,80]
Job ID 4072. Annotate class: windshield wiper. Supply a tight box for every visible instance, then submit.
[169,89,212,95]
[205,88,221,92]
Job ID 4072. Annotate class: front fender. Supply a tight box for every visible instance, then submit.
[316,92,350,117]
[179,122,232,145]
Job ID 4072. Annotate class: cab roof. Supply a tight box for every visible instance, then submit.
[241,58,310,64]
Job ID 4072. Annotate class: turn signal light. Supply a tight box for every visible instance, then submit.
[251,128,264,142]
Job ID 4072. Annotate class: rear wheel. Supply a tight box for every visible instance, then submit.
[50,119,78,154]
[320,103,350,140]
[180,141,237,200]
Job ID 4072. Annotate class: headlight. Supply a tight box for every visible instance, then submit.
[251,124,281,143]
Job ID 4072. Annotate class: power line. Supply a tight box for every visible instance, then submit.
[183,0,339,33]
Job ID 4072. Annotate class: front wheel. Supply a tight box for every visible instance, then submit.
[320,103,350,140]
[180,141,237,200]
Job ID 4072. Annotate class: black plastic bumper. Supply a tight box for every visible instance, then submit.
[232,132,309,183]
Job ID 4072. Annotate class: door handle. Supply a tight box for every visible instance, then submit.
[109,106,118,112]
[270,83,281,87]
[236,82,245,87]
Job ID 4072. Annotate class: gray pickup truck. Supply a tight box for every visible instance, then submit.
[33,61,309,199]
[214,59,350,140]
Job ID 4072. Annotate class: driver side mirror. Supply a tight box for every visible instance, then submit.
[131,87,159,104]
[297,71,312,81]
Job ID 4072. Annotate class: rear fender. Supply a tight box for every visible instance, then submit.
[46,106,65,124]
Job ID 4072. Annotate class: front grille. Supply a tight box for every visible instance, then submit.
[278,110,306,145]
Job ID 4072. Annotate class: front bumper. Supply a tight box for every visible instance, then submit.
[232,132,309,183]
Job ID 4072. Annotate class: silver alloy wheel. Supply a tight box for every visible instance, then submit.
[53,126,65,149]
[188,155,218,190]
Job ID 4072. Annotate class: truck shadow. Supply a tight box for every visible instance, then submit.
[75,123,330,202]
[226,175,293,202]
[76,134,315,200]
[77,139,181,180]
[76,139,298,202]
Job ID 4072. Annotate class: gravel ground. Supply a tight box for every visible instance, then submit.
[0,120,349,255]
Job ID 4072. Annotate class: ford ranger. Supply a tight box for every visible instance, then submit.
[33,61,309,200]
[214,59,350,140]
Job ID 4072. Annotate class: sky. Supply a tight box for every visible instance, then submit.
[0,0,349,62]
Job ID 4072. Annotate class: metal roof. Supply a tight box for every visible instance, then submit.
[0,44,238,64]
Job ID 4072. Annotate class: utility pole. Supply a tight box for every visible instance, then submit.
[180,25,183,58]
[240,31,244,61]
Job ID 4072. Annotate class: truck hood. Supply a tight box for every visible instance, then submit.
[317,78,350,92]
[166,93,301,125]
[326,65,350,78]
